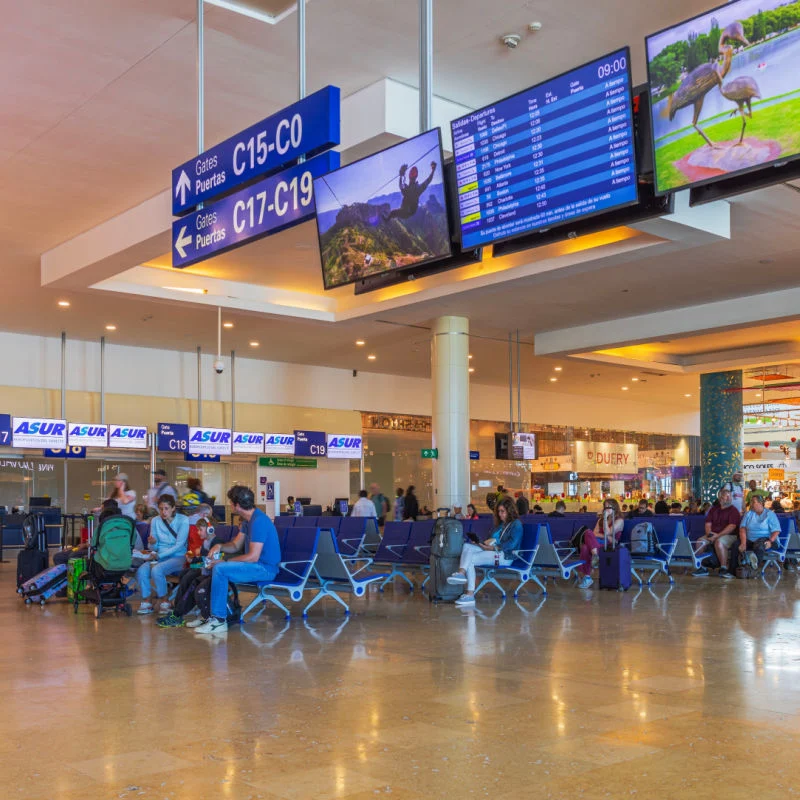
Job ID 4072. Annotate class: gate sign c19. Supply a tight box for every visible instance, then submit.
[326,434,362,459]
[188,426,232,456]
[109,425,148,450]
[293,430,327,458]
[172,85,341,215]
[68,423,109,448]
[172,150,339,269]
[263,433,295,455]
[12,417,67,449]
[232,432,265,454]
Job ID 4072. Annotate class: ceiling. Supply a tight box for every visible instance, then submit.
[3,0,800,412]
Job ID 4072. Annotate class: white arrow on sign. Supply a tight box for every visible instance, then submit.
[174,226,192,259]
[175,170,191,206]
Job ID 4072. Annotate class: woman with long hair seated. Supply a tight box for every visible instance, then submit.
[576,498,624,589]
[447,497,522,606]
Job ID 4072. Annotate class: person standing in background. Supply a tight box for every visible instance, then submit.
[369,483,389,526]
[393,487,405,522]
[352,490,377,518]
[403,486,419,521]
[146,469,177,512]
[106,473,137,519]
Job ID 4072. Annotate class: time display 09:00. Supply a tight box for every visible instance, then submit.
[597,56,627,79]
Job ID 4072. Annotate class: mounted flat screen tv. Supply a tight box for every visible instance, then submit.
[450,47,637,249]
[314,128,452,290]
[646,0,800,195]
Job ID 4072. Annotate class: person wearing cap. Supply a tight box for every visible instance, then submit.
[108,473,137,519]
[147,469,177,512]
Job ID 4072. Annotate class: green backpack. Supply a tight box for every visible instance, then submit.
[93,515,136,572]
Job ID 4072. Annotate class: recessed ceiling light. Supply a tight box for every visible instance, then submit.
[105,325,117,331]
[162,286,208,295]
[554,366,562,372]
[249,341,259,347]
[684,393,692,398]
[468,354,473,360]
[223,322,234,329]
[621,386,629,391]
[631,377,639,382]
[468,367,475,373]
[549,377,557,382]
[355,340,365,346]
[367,354,377,361]
[756,392,762,396]
[57,300,70,307]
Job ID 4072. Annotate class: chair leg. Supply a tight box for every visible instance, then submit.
[630,567,643,586]
[263,593,291,619]
[302,589,328,616]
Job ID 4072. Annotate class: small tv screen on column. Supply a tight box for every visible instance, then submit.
[646,0,800,194]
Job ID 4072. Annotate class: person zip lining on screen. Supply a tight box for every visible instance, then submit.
[382,161,437,222]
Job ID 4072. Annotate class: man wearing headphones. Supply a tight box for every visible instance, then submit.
[194,485,281,635]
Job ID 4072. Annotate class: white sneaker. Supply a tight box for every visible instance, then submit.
[577,575,593,589]
[137,602,153,615]
[447,573,467,584]
[455,594,475,606]
[194,618,228,635]
[186,617,208,629]
[159,601,172,611]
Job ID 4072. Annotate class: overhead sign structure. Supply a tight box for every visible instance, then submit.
[573,441,638,474]
[44,447,87,459]
[326,434,363,460]
[0,414,11,446]
[188,426,232,456]
[109,425,148,450]
[68,423,109,448]
[172,85,341,215]
[158,422,189,453]
[232,432,265,454]
[264,434,295,455]
[12,418,67,449]
[172,150,339,269]
[259,456,317,469]
[294,430,327,458]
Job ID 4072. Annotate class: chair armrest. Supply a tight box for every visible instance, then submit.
[414,544,431,556]
[277,557,316,580]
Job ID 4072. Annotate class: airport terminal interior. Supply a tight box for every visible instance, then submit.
[3,0,800,797]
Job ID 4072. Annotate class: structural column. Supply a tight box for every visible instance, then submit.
[700,370,743,502]
[431,316,470,510]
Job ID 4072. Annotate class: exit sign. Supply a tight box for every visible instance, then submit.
[421,448,438,459]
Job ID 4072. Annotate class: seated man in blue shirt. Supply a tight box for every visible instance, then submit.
[739,494,781,563]
[194,485,281,635]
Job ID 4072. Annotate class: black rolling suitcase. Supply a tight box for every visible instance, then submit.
[16,513,49,588]
[428,517,464,602]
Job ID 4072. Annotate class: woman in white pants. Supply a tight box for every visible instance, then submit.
[447,498,523,606]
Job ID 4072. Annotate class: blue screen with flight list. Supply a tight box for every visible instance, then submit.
[450,48,637,249]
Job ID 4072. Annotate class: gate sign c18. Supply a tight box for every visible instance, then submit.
[172,85,341,215]
[109,425,148,450]
[12,417,67,449]
[294,430,327,457]
[264,434,295,455]
[188,426,232,456]
[326,434,362,460]
[44,446,87,459]
[232,432,265,454]
[172,150,339,269]
[68,423,109,448]
[158,422,189,452]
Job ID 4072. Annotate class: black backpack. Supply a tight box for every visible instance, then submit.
[569,525,590,551]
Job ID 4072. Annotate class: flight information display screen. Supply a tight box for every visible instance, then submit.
[451,48,637,249]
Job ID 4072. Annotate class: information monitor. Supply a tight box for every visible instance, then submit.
[451,47,637,249]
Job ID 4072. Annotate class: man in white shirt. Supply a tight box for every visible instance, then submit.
[147,469,178,512]
[351,490,377,518]
[722,472,745,514]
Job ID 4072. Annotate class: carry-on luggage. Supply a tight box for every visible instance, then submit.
[428,517,464,602]
[18,563,68,605]
[598,520,631,591]
[67,557,88,603]
[16,514,49,588]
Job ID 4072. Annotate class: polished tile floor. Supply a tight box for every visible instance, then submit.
[3,566,800,799]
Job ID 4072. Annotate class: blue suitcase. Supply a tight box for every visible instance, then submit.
[599,545,631,591]
[19,563,68,605]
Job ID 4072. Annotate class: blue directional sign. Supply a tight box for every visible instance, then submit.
[294,430,327,458]
[184,452,221,463]
[172,85,341,215]
[172,151,339,269]
[470,450,480,461]
[157,422,189,453]
[44,447,87,459]
[0,414,10,447]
